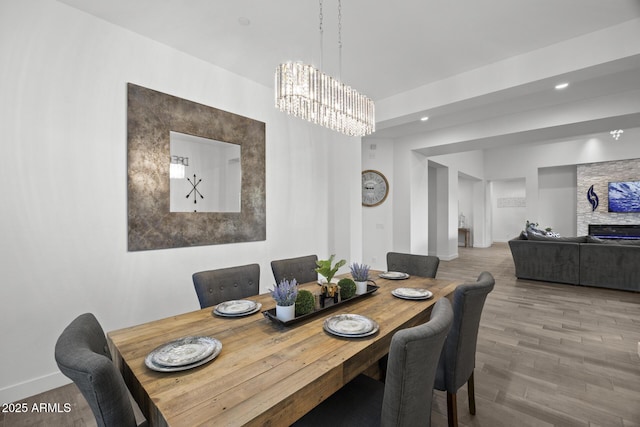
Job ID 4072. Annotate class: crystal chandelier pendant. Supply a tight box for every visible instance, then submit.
[275,61,375,137]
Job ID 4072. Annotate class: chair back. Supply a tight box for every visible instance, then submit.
[381,298,453,427]
[55,313,139,427]
[435,271,495,392]
[192,263,260,308]
[271,255,318,284]
[387,252,440,278]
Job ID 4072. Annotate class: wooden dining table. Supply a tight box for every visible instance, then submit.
[107,271,461,427]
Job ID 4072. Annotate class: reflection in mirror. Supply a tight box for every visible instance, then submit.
[170,131,241,213]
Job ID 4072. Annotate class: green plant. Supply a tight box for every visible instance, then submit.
[338,278,357,299]
[295,290,315,316]
[315,254,346,284]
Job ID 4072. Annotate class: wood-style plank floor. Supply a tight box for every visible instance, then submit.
[432,244,640,427]
[2,243,639,427]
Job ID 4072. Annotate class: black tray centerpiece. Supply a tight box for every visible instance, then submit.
[263,282,378,326]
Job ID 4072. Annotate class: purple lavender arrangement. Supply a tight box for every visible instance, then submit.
[270,279,298,306]
[349,262,370,282]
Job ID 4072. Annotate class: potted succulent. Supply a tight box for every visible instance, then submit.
[350,262,370,295]
[270,279,298,321]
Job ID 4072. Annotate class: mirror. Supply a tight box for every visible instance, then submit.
[169,131,241,213]
[127,83,265,251]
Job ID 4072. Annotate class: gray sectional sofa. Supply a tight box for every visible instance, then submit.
[508,233,640,292]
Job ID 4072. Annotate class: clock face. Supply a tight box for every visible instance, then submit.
[362,170,389,206]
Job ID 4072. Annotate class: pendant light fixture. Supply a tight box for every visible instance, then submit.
[275,0,375,137]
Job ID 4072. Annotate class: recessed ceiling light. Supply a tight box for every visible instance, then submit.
[420,116,429,121]
[554,82,569,90]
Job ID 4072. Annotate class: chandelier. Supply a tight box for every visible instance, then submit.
[274,1,375,137]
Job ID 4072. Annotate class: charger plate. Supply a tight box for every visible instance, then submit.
[323,314,379,338]
[147,336,222,371]
[215,300,257,315]
[391,287,433,300]
[214,302,262,317]
[379,271,410,280]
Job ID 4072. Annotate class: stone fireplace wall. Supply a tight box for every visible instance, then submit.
[577,158,640,235]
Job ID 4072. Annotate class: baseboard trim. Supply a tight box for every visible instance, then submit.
[0,372,70,404]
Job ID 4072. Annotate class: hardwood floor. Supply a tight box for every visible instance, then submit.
[432,244,640,427]
[2,243,639,426]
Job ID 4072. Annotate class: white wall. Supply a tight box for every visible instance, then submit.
[361,140,393,270]
[538,165,577,236]
[428,164,438,255]
[0,0,361,403]
[491,179,527,242]
[458,176,475,245]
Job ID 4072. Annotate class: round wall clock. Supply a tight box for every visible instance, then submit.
[362,170,389,207]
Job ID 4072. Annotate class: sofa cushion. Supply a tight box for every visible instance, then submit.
[586,235,640,246]
[508,239,580,285]
[580,243,640,291]
[586,235,605,244]
[528,234,588,243]
[616,240,640,246]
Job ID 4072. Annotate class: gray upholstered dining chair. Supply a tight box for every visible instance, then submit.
[55,313,147,427]
[387,252,440,278]
[270,254,318,284]
[192,263,260,309]
[293,298,453,427]
[434,271,495,427]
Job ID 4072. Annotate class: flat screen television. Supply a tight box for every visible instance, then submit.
[608,180,640,213]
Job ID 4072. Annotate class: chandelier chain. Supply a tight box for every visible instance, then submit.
[319,0,323,70]
[338,0,342,79]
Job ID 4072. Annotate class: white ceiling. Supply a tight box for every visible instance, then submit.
[57,0,640,142]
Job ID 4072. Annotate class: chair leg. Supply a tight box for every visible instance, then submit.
[468,370,476,415]
[378,355,388,383]
[446,391,458,427]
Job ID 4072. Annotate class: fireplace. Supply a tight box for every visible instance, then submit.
[588,224,640,240]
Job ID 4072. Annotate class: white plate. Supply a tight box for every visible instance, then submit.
[392,288,433,300]
[324,314,379,338]
[146,338,222,372]
[379,271,410,280]
[149,336,220,368]
[215,299,257,315]
[213,302,262,317]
